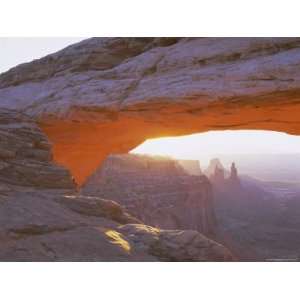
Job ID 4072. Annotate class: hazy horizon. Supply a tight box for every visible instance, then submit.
[132,130,300,158]
[132,130,300,182]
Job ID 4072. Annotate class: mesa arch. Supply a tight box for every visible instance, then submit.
[1,37,300,185]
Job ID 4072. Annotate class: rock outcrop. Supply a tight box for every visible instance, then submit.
[118,224,233,262]
[0,190,232,261]
[81,154,217,236]
[1,38,300,184]
[207,159,241,189]
[0,109,232,261]
[0,109,75,189]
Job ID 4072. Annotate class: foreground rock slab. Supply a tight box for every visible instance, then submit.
[119,224,234,261]
[0,191,233,261]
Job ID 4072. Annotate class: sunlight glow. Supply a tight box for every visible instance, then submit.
[105,230,131,253]
[131,130,300,160]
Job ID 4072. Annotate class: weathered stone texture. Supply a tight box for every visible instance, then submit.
[0,109,75,189]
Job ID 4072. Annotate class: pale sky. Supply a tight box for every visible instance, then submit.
[132,130,300,159]
[1,38,300,159]
[0,37,84,74]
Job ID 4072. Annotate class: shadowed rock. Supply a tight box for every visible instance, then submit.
[0,109,75,189]
[56,195,141,224]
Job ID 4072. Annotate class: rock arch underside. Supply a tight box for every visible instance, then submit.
[1,37,300,186]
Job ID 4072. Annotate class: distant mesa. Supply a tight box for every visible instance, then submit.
[204,158,226,178]
[211,164,226,185]
[178,159,202,176]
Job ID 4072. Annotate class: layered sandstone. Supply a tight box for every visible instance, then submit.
[1,38,300,184]
[82,154,216,236]
[0,109,75,189]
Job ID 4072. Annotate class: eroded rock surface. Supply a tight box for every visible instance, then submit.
[119,224,233,261]
[0,109,75,189]
[0,191,152,261]
[1,38,300,184]
[57,195,141,225]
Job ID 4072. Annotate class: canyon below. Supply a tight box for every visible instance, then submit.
[82,153,300,261]
[1,37,300,261]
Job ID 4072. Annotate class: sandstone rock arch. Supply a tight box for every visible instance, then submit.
[1,37,300,185]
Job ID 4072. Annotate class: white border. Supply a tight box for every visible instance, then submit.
[1,262,299,300]
[1,0,300,36]
[1,0,300,299]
